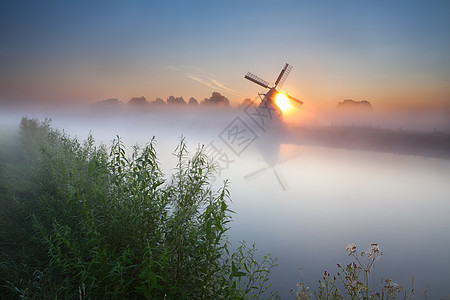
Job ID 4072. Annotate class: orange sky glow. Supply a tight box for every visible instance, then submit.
[0,1,449,111]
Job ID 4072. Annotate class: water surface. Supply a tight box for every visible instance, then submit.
[2,109,449,298]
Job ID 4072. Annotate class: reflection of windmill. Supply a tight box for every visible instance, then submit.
[243,63,304,190]
[242,145,304,190]
[244,63,303,114]
[244,163,289,190]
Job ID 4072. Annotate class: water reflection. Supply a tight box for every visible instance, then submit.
[228,145,450,299]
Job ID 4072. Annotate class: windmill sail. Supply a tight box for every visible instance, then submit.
[244,72,270,89]
[274,63,292,89]
[286,94,303,108]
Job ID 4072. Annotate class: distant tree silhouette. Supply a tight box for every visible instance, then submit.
[188,97,198,105]
[239,98,254,108]
[201,92,230,106]
[95,98,121,106]
[167,96,175,104]
[338,99,372,110]
[151,97,165,105]
[128,96,148,105]
[167,96,186,105]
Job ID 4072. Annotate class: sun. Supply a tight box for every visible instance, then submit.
[274,92,292,112]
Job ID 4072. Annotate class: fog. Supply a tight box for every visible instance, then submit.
[1,104,450,298]
[313,107,450,133]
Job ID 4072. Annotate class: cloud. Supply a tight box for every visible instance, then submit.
[187,74,216,90]
[169,65,243,97]
[188,74,242,96]
[210,79,241,95]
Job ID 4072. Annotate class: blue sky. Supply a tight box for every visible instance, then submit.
[1,0,449,108]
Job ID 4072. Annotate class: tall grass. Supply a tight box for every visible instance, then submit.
[0,118,277,299]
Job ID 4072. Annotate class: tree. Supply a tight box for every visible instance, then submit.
[96,98,121,106]
[188,97,198,105]
[128,96,148,105]
[239,98,253,108]
[167,96,186,105]
[201,92,230,106]
[337,99,372,110]
[151,97,165,105]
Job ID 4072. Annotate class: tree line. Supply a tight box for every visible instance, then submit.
[96,93,372,111]
[96,92,232,107]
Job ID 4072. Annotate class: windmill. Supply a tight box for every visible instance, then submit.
[244,63,303,114]
[242,63,304,190]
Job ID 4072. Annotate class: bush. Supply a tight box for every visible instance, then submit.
[0,118,277,299]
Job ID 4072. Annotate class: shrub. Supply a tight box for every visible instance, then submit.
[0,117,277,299]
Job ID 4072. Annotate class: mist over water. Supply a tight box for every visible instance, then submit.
[1,105,449,298]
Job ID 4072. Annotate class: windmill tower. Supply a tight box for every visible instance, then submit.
[244,63,303,114]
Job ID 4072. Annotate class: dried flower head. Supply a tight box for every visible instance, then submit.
[371,242,382,255]
[346,243,357,255]
[361,242,383,259]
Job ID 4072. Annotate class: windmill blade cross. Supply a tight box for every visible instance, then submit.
[244,72,270,89]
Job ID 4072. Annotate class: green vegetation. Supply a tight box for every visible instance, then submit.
[0,118,277,299]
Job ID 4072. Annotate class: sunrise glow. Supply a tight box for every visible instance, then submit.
[275,92,292,113]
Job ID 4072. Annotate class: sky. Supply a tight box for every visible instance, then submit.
[1,0,450,109]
